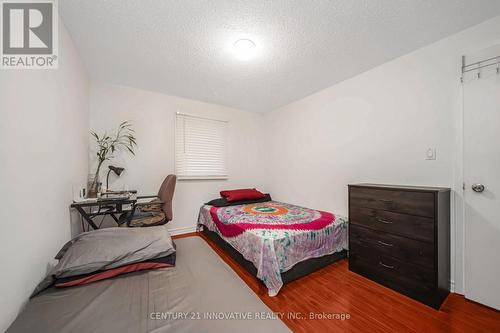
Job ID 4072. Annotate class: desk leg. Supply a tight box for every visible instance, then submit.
[75,206,99,230]
[110,214,120,225]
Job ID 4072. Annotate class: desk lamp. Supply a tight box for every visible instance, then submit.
[106,165,125,191]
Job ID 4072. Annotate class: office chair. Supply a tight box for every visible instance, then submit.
[126,174,177,227]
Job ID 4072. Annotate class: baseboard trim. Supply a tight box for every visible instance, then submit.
[168,225,197,236]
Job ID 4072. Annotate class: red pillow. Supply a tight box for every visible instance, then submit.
[220,188,266,202]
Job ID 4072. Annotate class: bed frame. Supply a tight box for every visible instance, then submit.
[201,227,347,286]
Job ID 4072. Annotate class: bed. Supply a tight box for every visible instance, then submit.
[7,237,290,333]
[197,200,348,296]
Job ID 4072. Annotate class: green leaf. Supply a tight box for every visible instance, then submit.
[90,121,137,161]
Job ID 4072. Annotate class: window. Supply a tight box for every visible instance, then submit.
[175,113,228,180]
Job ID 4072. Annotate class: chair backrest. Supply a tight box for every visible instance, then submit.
[157,174,177,221]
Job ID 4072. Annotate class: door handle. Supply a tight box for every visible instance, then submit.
[471,184,485,193]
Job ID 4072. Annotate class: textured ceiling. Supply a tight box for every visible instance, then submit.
[60,0,500,112]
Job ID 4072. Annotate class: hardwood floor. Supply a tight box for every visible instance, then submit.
[173,232,500,333]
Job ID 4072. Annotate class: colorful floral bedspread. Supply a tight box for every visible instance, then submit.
[197,201,348,296]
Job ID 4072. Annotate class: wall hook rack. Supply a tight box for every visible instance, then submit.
[462,55,500,79]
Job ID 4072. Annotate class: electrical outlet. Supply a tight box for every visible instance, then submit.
[426,148,436,160]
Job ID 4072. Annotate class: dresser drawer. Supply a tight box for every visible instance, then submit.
[348,184,450,309]
[349,249,436,294]
[350,224,434,269]
[349,187,435,217]
[350,206,434,242]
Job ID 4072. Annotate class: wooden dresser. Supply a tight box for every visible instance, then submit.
[348,184,450,309]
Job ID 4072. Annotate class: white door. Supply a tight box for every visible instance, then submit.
[463,46,500,310]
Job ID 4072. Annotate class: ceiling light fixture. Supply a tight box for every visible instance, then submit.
[233,39,257,61]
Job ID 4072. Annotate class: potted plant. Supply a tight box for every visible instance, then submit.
[88,121,137,197]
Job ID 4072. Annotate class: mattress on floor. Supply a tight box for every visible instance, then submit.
[7,237,290,333]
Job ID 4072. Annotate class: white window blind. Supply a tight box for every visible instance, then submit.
[175,113,228,180]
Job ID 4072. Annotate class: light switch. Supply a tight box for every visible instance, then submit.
[426,148,436,160]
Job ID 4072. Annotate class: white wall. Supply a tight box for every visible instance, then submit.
[261,16,500,294]
[0,22,89,331]
[89,82,265,234]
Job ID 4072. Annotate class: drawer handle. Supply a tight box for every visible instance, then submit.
[379,261,395,269]
[377,218,393,224]
[377,240,394,247]
[377,199,395,209]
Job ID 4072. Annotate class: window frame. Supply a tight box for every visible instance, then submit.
[174,112,229,181]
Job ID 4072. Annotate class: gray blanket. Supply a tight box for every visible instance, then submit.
[32,225,176,296]
[7,237,290,333]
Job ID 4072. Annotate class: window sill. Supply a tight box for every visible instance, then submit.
[178,176,229,181]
